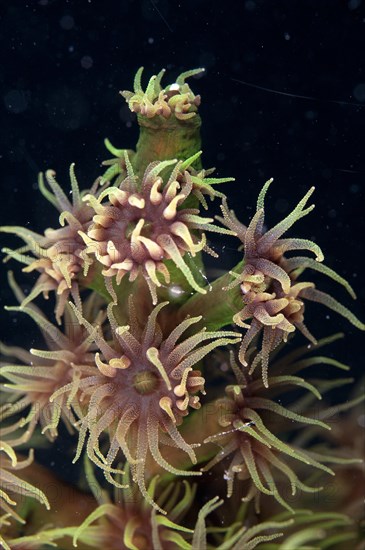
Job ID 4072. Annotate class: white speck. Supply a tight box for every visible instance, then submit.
[148,37,154,44]
[169,83,180,91]
[169,285,185,297]
[284,32,291,40]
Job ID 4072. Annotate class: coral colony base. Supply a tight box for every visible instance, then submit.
[0,68,364,550]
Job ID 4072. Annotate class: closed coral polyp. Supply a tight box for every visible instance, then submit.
[121,67,204,121]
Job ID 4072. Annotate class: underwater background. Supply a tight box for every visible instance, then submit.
[0,0,364,545]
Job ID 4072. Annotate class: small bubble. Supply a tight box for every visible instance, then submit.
[245,0,256,11]
[357,414,365,428]
[68,45,75,53]
[353,82,365,102]
[328,209,337,218]
[4,89,29,114]
[220,362,229,372]
[148,37,154,44]
[284,32,291,40]
[305,110,318,120]
[60,15,75,30]
[350,184,360,193]
[169,285,185,297]
[348,0,362,10]
[81,55,93,69]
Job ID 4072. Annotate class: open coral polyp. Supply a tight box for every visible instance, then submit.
[1,286,103,442]
[0,166,106,322]
[0,421,50,542]
[61,301,240,511]
[202,351,335,512]
[220,179,364,385]
[81,153,231,303]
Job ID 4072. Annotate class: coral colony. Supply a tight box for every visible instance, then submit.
[0,68,364,550]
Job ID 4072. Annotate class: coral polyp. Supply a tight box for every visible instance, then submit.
[220,179,364,385]
[121,67,204,121]
[0,166,105,322]
[81,153,231,303]
[202,351,332,512]
[71,463,225,550]
[0,421,50,544]
[62,300,240,511]
[1,291,102,442]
